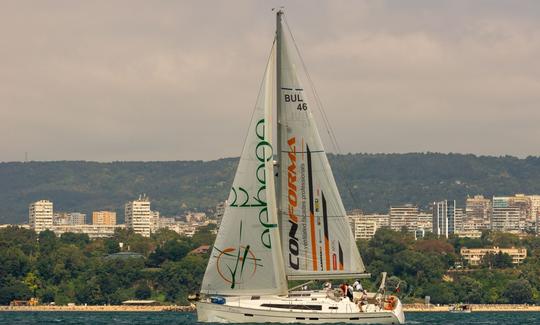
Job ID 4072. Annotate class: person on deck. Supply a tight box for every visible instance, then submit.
[347,284,354,302]
[357,289,368,311]
[323,282,332,291]
[353,280,363,292]
[339,283,348,297]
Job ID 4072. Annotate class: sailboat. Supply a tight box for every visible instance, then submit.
[197,9,405,324]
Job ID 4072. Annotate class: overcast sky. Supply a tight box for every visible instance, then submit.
[1,0,539,162]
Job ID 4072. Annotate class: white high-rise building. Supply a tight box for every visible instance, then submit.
[125,195,152,237]
[529,195,540,220]
[29,200,54,233]
[69,212,86,225]
[492,196,521,233]
[389,205,418,232]
[150,210,160,233]
[464,195,492,231]
[417,212,433,232]
[432,200,456,238]
[454,208,464,232]
[53,212,70,225]
[214,201,226,227]
[54,212,86,225]
[349,214,389,240]
[529,195,540,233]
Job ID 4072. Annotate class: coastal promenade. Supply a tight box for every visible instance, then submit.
[2,304,540,312]
[0,304,195,312]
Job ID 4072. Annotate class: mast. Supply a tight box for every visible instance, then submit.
[275,9,284,231]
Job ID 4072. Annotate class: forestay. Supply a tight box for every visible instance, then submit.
[276,17,366,280]
[201,44,287,296]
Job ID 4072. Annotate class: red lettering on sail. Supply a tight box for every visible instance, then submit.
[287,137,299,269]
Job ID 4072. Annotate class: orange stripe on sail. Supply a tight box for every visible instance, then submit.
[324,237,330,271]
[338,243,344,270]
[309,212,317,271]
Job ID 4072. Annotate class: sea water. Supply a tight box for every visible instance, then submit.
[0,311,539,324]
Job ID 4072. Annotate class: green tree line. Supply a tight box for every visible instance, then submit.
[359,229,540,304]
[0,226,215,305]
[3,225,540,305]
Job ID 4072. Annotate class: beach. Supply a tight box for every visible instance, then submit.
[404,304,540,312]
[0,305,195,312]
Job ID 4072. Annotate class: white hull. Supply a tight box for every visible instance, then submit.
[197,292,405,324]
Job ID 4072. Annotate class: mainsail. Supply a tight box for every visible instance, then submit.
[201,44,287,295]
[276,13,366,280]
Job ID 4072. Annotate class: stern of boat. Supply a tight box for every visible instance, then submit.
[392,298,405,324]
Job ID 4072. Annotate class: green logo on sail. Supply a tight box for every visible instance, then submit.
[229,118,277,249]
[214,221,262,289]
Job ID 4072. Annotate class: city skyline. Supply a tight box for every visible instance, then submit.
[19,192,540,245]
[2,1,540,162]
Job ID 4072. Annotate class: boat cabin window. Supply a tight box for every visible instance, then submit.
[287,293,311,297]
[260,303,322,311]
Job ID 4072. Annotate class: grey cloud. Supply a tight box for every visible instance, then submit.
[1,0,539,161]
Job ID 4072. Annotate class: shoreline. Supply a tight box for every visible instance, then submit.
[1,304,540,313]
[0,305,195,312]
[405,304,540,312]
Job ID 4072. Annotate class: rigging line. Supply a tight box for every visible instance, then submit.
[229,38,276,184]
[282,18,341,155]
[283,17,361,208]
[276,210,359,219]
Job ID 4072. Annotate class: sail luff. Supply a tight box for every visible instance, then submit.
[275,9,284,235]
[264,42,288,295]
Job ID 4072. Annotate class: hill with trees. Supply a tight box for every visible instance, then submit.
[2,153,540,224]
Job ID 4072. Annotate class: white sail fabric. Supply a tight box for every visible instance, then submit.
[277,21,366,279]
[201,45,287,295]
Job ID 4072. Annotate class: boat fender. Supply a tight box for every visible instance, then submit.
[210,296,226,305]
[384,296,396,310]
